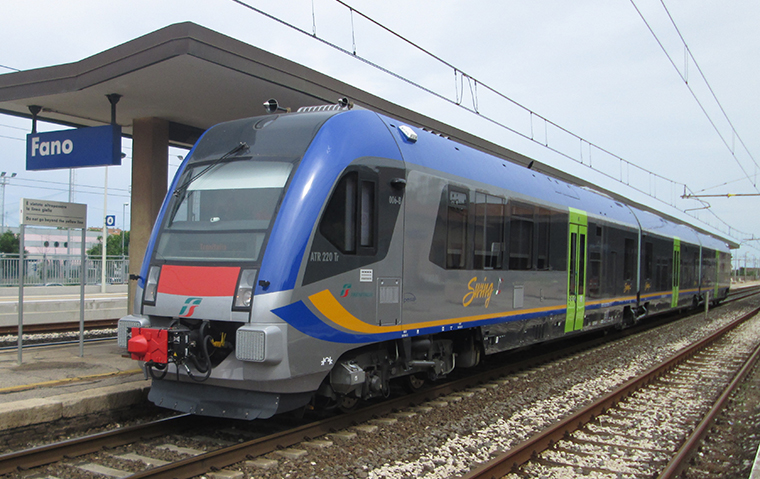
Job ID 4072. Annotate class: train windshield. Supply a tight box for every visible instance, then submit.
[155,159,293,262]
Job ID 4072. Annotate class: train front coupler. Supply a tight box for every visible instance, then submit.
[128,321,222,382]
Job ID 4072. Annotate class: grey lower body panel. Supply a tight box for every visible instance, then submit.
[148,380,313,420]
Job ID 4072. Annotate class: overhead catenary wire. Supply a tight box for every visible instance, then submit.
[629,0,759,193]
[228,0,754,241]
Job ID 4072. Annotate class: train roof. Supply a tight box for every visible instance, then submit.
[190,108,734,254]
[370,111,733,252]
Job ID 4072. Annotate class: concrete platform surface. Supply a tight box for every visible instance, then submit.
[0,341,148,431]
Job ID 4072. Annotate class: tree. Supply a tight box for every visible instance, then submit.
[87,231,130,257]
[0,230,21,254]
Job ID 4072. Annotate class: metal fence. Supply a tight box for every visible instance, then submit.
[0,254,129,287]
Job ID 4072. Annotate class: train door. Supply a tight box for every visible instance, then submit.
[671,238,681,308]
[566,208,588,333]
[374,167,406,327]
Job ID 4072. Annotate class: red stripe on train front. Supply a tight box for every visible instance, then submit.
[157,265,240,297]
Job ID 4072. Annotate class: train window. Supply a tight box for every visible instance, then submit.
[623,238,636,281]
[320,172,377,255]
[360,180,375,248]
[587,222,601,298]
[549,210,568,271]
[321,173,357,253]
[473,193,505,269]
[509,202,534,270]
[644,242,654,282]
[429,185,472,269]
[578,232,586,295]
[157,160,292,262]
[536,208,551,270]
[447,188,469,269]
[569,232,577,295]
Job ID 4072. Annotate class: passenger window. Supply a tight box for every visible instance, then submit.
[536,208,551,270]
[446,188,469,269]
[644,242,654,281]
[509,202,534,270]
[320,172,376,254]
[623,238,637,281]
[473,193,505,269]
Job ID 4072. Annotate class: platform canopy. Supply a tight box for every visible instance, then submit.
[0,22,545,161]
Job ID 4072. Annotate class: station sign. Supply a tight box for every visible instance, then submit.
[20,198,87,228]
[26,124,122,171]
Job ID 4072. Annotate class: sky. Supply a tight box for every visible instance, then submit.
[0,0,758,267]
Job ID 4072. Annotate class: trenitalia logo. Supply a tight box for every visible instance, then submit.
[179,297,203,317]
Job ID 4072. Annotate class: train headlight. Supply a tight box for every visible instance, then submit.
[143,265,161,305]
[233,268,258,310]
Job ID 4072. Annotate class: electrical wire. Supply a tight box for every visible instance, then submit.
[229,0,748,240]
[629,0,759,193]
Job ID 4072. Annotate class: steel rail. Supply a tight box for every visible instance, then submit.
[0,415,196,476]
[0,317,610,478]
[0,318,117,335]
[4,298,754,478]
[124,329,629,478]
[0,335,117,351]
[657,332,760,478]
[462,305,760,479]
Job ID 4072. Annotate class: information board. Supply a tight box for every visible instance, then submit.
[19,198,87,228]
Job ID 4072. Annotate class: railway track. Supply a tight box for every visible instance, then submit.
[0,319,117,336]
[464,305,760,479]
[2,292,759,478]
[0,315,652,478]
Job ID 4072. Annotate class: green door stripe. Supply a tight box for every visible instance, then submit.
[671,237,680,308]
[566,208,587,333]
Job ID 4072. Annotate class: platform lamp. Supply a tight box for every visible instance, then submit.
[1,172,17,231]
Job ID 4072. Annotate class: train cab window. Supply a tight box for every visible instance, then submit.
[509,202,534,270]
[473,193,505,269]
[320,172,377,254]
[360,181,375,247]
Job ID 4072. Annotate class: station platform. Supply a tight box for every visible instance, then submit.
[0,340,148,432]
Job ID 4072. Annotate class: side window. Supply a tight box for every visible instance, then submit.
[446,188,469,269]
[536,208,551,270]
[644,241,654,281]
[320,172,377,254]
[509,202,534,270]
[623,238,637,282]
[473,193,505,269]
[430,186,506,270]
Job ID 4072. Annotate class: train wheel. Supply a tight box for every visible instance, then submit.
[403,372,426,393]
[338,395,359,413]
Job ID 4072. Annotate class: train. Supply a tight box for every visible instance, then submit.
[117,102,732,420]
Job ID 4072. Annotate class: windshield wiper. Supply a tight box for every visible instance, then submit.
[173,141,250,198]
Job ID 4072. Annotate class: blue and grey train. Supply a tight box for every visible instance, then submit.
[118,103,732,419]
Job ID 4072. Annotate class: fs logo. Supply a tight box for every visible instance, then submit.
[179,297,203,317]
[340,284,351,298]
